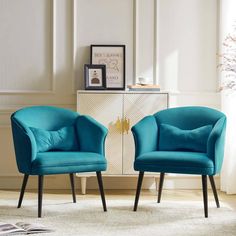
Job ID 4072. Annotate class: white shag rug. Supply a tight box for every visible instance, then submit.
[0,199,236,236]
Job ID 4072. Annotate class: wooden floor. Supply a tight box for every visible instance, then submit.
[1,189,236,210]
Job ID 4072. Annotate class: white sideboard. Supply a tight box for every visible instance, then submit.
[76,90,169,194]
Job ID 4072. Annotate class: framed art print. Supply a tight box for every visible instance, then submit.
[84,64,106,90]
[90,45,125,90]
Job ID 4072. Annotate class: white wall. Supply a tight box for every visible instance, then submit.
[0,0,76,189]
[157,0,220,108]
[0,0,220,190]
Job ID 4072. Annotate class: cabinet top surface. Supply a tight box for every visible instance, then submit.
[77,90,169,95]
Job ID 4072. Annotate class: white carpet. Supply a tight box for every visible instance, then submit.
[0,199,236,236]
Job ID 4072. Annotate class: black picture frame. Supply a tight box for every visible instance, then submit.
[84,64,106,90]
[90,45,126,90]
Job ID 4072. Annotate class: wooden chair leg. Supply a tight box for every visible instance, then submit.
[133,171,144,211]
[157,172,165,203]
[18,174,29,208]
[96,171,107,212]
[209,175,220,208]
[38,175,44,218]
[202,175,208,218]
[69,173,76,203]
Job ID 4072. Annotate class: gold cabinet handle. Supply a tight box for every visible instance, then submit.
[123,117,130,134]
[115,116,122,133]
[114,116,130,134]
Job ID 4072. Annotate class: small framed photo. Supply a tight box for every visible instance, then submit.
[90,45,125,90]
[84,64,106,90]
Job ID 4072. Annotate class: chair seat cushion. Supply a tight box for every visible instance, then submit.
[31,152,107,175]
[134,151,214,175]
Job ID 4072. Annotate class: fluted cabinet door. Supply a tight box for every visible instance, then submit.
[77,93,123,175]
[123,93,168,175]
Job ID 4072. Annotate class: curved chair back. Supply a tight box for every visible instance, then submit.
[11,106,79,130]
[154,106,225,129]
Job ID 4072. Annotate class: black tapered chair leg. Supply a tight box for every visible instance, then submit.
[96,171,107,212]
[202,175,208,218]
[69,173,76,203]
[133,171,144,211]
[157,172,165,203]
[209,175,220,208]
[38,175,44,218]
[18,174,29,208]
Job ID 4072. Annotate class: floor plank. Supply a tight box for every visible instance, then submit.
[0,189,236,209]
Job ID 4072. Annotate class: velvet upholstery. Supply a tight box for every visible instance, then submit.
[159,124,212,153]
[30,126,79,152]
[31,152,107,175]
[132,106,226,175]
[11,106,108,175]
[134,151,214,175]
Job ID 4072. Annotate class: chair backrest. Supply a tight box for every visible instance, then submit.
[154,106,226,153]
[154,106,224,129]
[11,106,79,130]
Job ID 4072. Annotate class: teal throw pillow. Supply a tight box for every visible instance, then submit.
[30,126,78,152]
[159,124,212,152]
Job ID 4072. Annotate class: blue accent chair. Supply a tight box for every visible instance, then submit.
[11,106,108,217]
[132,106,226,217]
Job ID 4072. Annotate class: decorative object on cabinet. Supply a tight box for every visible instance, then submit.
[90,45,125,90]
[127,84,160,91]
[132,106,226,218]
[77,90,169,194]
[137,77,149,85]
[84,64,106,90]
[11,106,108,217]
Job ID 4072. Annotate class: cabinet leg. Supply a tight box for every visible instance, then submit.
[155,177,158,194]
[81,177,87,195]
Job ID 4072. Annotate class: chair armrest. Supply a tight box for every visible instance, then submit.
[11,117,37,174]
[207,116,227,174]
[131,115,158,158]
[75,115,108,156]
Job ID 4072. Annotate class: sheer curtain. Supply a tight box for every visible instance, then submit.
[221,93,236,194]
[219,0,236,194]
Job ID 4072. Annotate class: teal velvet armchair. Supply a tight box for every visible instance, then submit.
[132,106,226,217]
[11,106,108,217]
